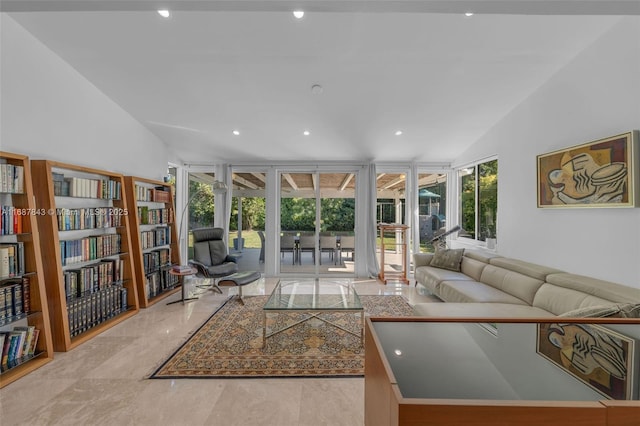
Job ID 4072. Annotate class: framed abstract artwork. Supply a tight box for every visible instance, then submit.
[537,323,636,400]
[537,131,639,208]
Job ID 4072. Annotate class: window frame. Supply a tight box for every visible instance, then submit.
[455,156,498,246]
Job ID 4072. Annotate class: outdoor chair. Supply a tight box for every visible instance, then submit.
[319,235,337,264]
[339,235,355,263]
[298,235,316,265]
[258,230,265,263]
[189,227,239,293]
[280,234,297,265]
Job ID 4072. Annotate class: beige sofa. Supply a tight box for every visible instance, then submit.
[413,250,640,318]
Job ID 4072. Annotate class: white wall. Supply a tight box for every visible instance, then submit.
[0,14,169,180]
[454,17,640,288]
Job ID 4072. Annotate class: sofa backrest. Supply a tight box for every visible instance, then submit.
[460,257,488,282]
[476,257,562,305]
[464,250,502,264]
[532,273,640,315]
[489,258,564,281]
[479,265,545,305]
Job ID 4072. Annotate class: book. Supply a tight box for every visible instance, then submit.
[0,331,11,367]
[13,325,35,358]
[172,264,193,273]
[7,331,22,364]
[11,327,28,359]
[28,328,40,355]
[22,276,31,314]
[0,246,10,277]
[0,242,25,276]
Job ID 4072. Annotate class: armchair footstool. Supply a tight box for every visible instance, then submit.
[218,271,262,304]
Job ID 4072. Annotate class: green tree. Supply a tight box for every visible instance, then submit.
[230,197,265,231]
[188,182,214,229]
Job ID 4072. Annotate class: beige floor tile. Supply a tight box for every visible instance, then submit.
[0,278,432,425]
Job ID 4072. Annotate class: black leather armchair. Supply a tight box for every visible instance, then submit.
[188,227,239,293]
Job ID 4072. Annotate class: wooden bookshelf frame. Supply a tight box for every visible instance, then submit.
[31,160,139,352]
[124,176,181,308]
[0,152,54,388]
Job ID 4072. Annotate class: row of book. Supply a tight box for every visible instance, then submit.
[138,206,172,225]
[141,227,171,250]
[52,172,122,199]
[0,277,30,325]
[0,325,39,371]
[63,258,124,300]
[59,234,122,266]
[0,163,24,194]
[0,242,25,279]
[67,284,128,338]
[143,248,171,274]
[0,205,24,235]
[56,207,124,231]
[145,267,179,300]
[134,185,171,203]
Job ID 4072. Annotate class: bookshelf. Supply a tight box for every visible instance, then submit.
[124,176,180,308]
[0,152,54,388]
[31,160,139,352]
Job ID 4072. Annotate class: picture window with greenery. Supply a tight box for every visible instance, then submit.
[459,158,498,242]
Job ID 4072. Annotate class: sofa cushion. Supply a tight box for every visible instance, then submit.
[532,283,621,315]
[430,248,465,272]
[415,266,473,293]
[545,273,640,304]
[438,281,529,305]
[479,264,544,305]
[413,302,554,318]
[489,257,563,281]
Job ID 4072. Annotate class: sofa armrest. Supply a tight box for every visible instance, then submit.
[413,253,434,268]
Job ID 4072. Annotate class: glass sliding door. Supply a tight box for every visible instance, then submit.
[375,171,407,280]
[278,170,357,276]
[320,172,356,275]
[280,172,316,273]
[185,171,216,260]
[417,172,447,253]
[229,171,266,273]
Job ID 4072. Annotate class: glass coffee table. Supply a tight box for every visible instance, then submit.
[262,279,364,348]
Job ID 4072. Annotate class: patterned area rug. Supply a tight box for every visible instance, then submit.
[150,295,414,378]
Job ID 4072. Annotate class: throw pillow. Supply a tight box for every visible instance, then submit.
[430,248,465,272]
[558,304,621,318]
[614,303,640,318]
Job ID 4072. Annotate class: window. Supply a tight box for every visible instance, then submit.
[458,158,498,242]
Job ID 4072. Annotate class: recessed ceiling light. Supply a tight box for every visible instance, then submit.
[311,84,323,95]
[395,130,403,136]
[157,9,171,18]
[293,10,305,19]
[303,130,310,136]
[464,12,474,17]
[232,130,240,136]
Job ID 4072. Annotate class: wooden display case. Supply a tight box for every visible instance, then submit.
[31,160,139,352]
[0,152,54,388]
[364,318,640,426]
[124,176,180,308]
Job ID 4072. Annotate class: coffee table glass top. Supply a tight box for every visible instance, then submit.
[263,279,362,311]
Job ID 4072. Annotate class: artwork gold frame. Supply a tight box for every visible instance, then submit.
[537,323,636,400]
[537,131,638,208]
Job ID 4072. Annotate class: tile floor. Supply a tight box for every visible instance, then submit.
[0,277,437,426]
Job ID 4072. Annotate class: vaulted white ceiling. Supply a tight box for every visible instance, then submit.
[3,1,636,164]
